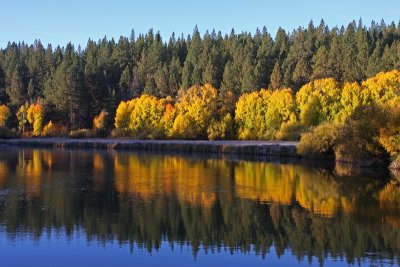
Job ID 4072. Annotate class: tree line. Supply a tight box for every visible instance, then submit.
[1,19,400,130]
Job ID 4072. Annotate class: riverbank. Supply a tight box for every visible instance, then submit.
[0,138,299,158]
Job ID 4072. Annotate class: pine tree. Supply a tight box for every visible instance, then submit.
[221,61,241,95]
[119,65,132,99]
[6,65,26,107]
[311,46,331,80]
[168,56,182,96]
[270,61,282,89]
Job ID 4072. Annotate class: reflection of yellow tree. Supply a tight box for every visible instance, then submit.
[234,162,356,217]
[294,170,355,216]
[16,150,43,197]
[235,163,296,204]
[113,154,361,216]
[0,161,9,188]
[378,180,400,226]
[92,153,105,191]
[113,154,235,207]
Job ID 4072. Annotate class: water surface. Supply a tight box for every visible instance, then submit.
[0,148,398,266]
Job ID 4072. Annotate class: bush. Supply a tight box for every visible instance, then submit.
[276,122,306,141]
[297,123,341,157]
[69,129,97,139]
[93,111,107,130]
[333,105,389,163]
[111,128,130,138]
[333,124,385,163]
[42,121,68,137]
[42,121,55,137]
[0,127,19,139]
[207,120,226,140]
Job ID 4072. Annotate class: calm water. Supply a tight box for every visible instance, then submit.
[0,148,398,267]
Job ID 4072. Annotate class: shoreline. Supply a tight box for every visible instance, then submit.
[0,138,300,158]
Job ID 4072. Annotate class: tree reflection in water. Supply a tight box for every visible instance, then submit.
[0,149,398,265]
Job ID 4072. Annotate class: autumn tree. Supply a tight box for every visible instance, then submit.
[27,103,44,136]
[172,84,218,139]
[235,90,270,140]
[16,102,29,133]
[128,95,166,139]
[0,105,11,128]
[296,78,341,126]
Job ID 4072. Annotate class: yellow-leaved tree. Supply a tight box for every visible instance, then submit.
[336,82,365,122]
[16,102,29,133]
[171,84,218,139]
[235,89,270,139]
[265,88,297,137]
[129,95,166,139]
[0,105,11,127]
[361,70,400,104]
[378,99,400,157]
[27,103,44,136]
[296,78,341,127]
[115,100,135,130]
[235,88,297,140]
[162,103,177,138]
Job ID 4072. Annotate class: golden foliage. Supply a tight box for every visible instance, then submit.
[362,69,400,104]
[16,102,29,132]
[297,78,341,125]
[337,82,364,122]
[114,100,135,130]
[114,96,166,139]
[128,95,166,139]
[235,89,271,140]
[171,84,218,139]
[0,105,11,127]
[235,88,296,140]
[42,121,55,136]
[27,103,44,136]
[162,103,177,138]
[93,111,107,130]
[378,101,400,157]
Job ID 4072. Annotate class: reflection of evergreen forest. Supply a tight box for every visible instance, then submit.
[0,149,399,264]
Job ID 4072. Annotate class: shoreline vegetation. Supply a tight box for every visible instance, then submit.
[0,20,400,170]
[0,138,299,157]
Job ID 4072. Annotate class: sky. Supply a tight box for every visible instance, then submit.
[0,0,399,48]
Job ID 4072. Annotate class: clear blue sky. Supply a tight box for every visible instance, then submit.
[1,0,399,48]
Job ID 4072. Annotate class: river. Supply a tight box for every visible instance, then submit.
[0,148,398,266]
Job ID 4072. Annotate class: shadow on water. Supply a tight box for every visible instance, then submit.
[0,148,398,266]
